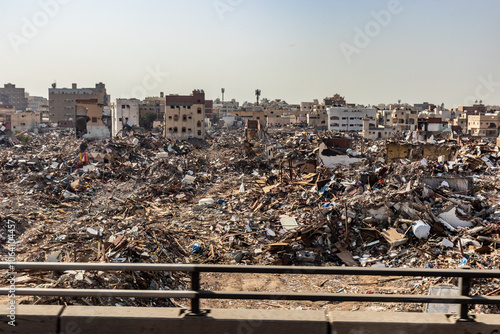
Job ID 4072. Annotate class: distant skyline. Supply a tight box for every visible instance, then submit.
[1,0,500,107]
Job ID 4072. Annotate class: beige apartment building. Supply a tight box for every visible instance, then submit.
[140,94,166,121]
[468,113,500,137]
[164,90,206,140]
[392,108,418,132]
[76,99,111,139]
[0,104,15,125]
[48,83,108,122]
[11,111,41,132]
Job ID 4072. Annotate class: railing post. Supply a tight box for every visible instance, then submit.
[190,270,201,315]
[458,266,473,322]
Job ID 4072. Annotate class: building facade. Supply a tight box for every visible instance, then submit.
[392,108,418,132]
[164,90,206,140]
[10,111,41,132]
[49,82,108,122]
[467,113,500,137]
[327,107,377,132]
[112,98,140,136]
[26,95,49,114]
[0,105,15,125]
[140,94,165,121]
[0,84,28,111]
[362,115,393,140]
[75,100,110,140]
[213,98,240,116]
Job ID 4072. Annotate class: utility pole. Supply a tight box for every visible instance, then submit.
[255,89,261,106]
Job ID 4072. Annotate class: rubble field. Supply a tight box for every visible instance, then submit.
[2,127,500,314]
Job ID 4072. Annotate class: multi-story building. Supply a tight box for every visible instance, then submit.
[392,108,418,132]
[327,106,377,132]
[164,90,206,140]
[307,110,328,130]
[26,95,49,114]
[414,102,436,111]
[140,93,166,121]
[377,109,394,128]
[417,117,452,140]
[467,113,500,137]
[112,98,140,136]
[213,98,240,116]
[0,84,28,111]
[205,100,213,119]
[362,115,393,140]
[75,99,111,139]
[324,94,346,107]
[267,115,294,127]
[452,113,468,134]
[11,111,41,132]
[459,103,486,115]
[300,101,315,114]
[0,104,15,125]
[48,82,108,122]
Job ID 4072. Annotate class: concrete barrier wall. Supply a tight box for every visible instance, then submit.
[2,305,500,334]
[0,305,62,334]
[329,311,500,334]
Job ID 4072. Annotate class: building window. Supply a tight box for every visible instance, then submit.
[121,105,125,109]
[92,117,97,122]
[173,127,178,133]
[182,127,186,133]
[170,105,174,109]
[182,115,187,121]
[188,128,192,132]
[198,130,202,136]
[188,106,191,109]
[197,121,201,127]
[174,115,178,121]
[168,116,172,119]
[197,108,201,114]
[168,127,172,132]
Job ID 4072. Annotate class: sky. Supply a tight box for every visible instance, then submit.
[1,0,500,108]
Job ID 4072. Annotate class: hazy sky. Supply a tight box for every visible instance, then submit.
[1,0,500,107]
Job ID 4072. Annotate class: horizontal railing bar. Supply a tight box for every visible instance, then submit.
[0,262,197,272]
[1,262,500,278]
[0,288,195,299]
[2,288,500,305]
[199,291,500,304]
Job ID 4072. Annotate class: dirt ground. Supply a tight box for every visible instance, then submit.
[175,272,453,313]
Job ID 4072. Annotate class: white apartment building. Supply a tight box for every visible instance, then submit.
[327,106,377,132]
[111,98,140,136]
[213,98,239,116]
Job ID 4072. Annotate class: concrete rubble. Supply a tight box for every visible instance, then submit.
[2,127,500,312]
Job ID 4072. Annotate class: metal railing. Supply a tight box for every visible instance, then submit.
[2,262,500,321]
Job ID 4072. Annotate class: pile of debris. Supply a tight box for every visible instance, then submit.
[2,128,500,309]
